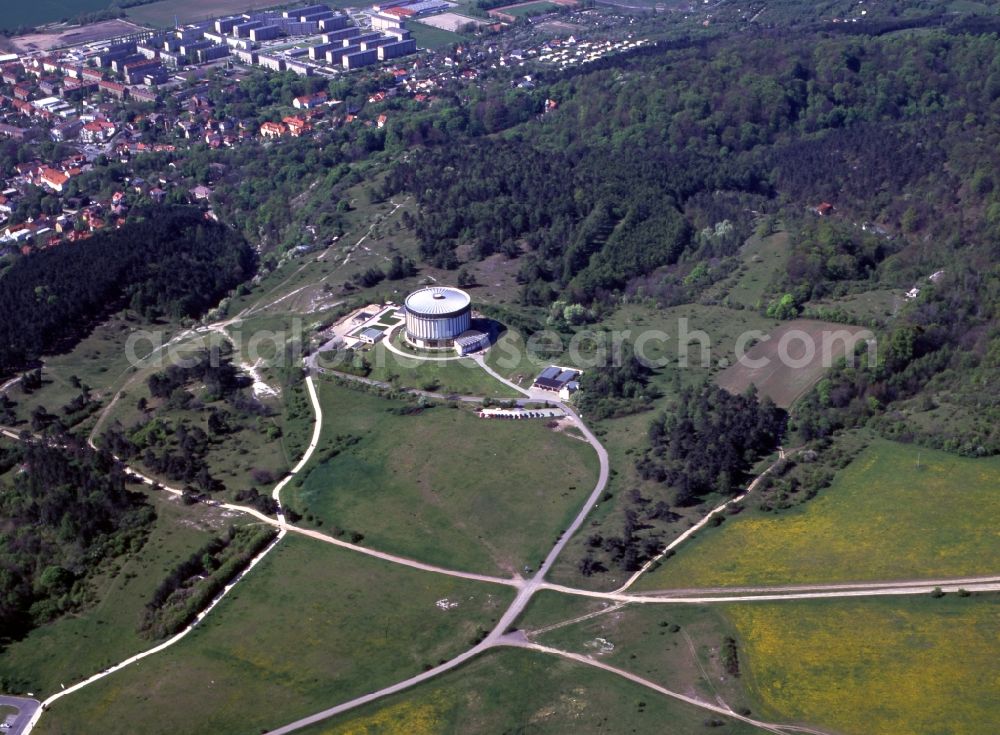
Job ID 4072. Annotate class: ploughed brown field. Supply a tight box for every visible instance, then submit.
[716,319,872,408]
[9,19,147,52]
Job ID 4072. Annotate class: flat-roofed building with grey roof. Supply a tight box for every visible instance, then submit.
[95,48,133,67]
[179,39,213,56]
[301,9,336,22]
[357,327,385,344]
[175,28,203,42]
[282,21,319,34]
[319,15,350,31]
[323,27,361,42]
[111,54,145,73]
[257,54,286,71]
[245,10,282,22]
[371,12,404,30]
[309,42,339,60]
[195,45,229,64]
[285,59,314,76]
[284,4,329,18]
[232,20,263,37]
[454,331,490,355]
[249,25,282,42]
[379,38,416,60]
[361,36,394,51]
[225,37,254,50]
[160,50,182,67]
[532,366,581,392]
[324,47,348,64]
[160,51,184,69]
[215,16,240,34]
[233,49,257,64]
[136,43,160,59]
[351,32,385,46]
[338,43,362,59]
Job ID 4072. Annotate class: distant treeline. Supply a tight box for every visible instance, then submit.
[379,26,1000,312]
[0,206,255,375]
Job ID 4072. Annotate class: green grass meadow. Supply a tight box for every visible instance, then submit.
[515,588,611,631]
[126,0,283,28]
[634,438,1000,590]
[37,535,513,734]
[407,22,467,51]
[0,493,243,696]
[287,378,599,575]
[533,602,755,716]
[502,1,560,17]
[720,230,791,309]
[725,595,1000,735]
[363,339,521,399]
[298,647,761,735]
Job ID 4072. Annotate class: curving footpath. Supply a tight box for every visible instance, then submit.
[613,449,797,594]
[499,637,828,735]
[21,376,314,734]
[379,323,467,362]
[262,373,612,735]
[10,346,999,735]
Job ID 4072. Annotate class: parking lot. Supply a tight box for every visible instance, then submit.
[0,696,41,735]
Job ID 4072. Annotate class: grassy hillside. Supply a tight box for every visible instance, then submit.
[726,595,1000,735]
[287,378,600,575]
[0,493,243,696]
[37,536,513,734]
[634,438,1000,590]
[298,647,761,735]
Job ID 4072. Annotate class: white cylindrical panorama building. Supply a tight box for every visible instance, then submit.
[403,286,472,349]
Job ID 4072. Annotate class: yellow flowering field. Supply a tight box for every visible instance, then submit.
[320,696,449,735]
[634,438,1000,589]
[725,596,1000,735]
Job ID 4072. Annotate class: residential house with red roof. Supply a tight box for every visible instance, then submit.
[260,120,287,138]
[98,80,128,100]
[282,116,311,137]
[39,166,70,193]
[293,91,327,109]
[81,119,116,143]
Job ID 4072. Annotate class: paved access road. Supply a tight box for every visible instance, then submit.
[8,324,994,735]
[0,696,40,735]
[540,576,1000,605]
[264,367,613,735]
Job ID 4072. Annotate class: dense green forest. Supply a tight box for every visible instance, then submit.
[384,29,1000,307]
[0,441,154,645]
[577,385,785,577]
[0,207,255,374]
[380,26,1000,454]
[639,386,787,506]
